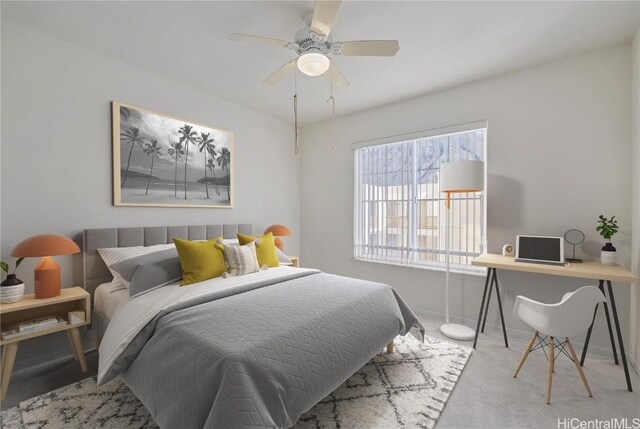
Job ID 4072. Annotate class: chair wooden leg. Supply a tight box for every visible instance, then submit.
[1,343,18,400]
[386,340,394,354]
[514,331,538,378]
[69,328,87,372]
[546,336,554,404]
[566,338,593,397]
[66,330,79,361]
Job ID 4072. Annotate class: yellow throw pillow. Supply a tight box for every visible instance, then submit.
[173,237,227,286]
[237,232,280,267]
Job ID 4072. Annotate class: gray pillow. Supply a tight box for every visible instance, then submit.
[275,247,293,266]
[111,248,182,297]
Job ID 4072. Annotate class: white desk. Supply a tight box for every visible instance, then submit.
[471,253,638,392]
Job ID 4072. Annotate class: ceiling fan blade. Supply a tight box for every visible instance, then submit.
[338,40,400,56]
[262,60,297,85]
[229,33,290,48]
[311,0,342,38]
[322,60,349,90]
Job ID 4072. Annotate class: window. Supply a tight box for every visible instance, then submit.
[353,123,486,273]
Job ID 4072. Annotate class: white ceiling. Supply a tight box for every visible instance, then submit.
[3,1,639,125]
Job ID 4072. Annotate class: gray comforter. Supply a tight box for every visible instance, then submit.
[99,268,423,429]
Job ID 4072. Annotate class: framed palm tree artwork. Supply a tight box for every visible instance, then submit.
[112,102,234,208]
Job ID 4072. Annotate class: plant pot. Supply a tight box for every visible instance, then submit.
[1,274,25,303]
[601,242,617,266]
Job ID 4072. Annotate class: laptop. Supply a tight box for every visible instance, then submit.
[515,235,565,266]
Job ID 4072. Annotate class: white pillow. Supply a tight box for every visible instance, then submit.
[98,244,175,290]
[222,241,261,277]
[216,238,292,266]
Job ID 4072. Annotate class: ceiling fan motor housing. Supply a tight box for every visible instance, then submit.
[294,26,332,56]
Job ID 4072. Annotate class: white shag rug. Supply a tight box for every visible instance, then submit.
[0,335,471,429]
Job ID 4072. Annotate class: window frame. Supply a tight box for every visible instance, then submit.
[352,120,488,276]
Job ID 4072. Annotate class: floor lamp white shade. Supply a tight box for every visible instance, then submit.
[440,160,484,341]
[440,160,484,193]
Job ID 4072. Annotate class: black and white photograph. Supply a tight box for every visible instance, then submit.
[112,102,233,208]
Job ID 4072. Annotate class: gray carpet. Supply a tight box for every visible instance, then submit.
[0,335,471,429]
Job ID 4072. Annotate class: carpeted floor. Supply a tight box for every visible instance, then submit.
[0,335,470,429]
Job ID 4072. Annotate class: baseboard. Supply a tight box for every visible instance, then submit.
[412,306,620,360]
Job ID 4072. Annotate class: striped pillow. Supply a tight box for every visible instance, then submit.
[222,241,260,277]
[98,244,175,291]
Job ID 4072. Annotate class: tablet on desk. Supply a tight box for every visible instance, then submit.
[515,235,565,266]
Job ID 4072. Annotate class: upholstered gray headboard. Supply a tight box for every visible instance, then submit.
[83,224,251,296]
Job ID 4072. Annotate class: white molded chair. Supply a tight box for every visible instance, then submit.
[512,286,606,404]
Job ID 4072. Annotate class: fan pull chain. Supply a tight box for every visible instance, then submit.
[293,95,299,155]
[293,71,299,155]
[326,64,336,151]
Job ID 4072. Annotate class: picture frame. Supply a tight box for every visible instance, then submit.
[112,102,234,208]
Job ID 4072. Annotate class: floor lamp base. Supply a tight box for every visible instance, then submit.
[440,323,475,341]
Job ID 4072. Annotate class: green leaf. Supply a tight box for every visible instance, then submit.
[15,257,25,270]
[0,262,8,273]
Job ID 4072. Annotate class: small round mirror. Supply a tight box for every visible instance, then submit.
[564,229,585,263]
[564,229,585,245]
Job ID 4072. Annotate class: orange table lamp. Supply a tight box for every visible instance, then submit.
[11,234,80,299]
[263,225,291,251]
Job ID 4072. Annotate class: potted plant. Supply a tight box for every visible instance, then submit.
[596,215,619,265]
[1,257,25,303]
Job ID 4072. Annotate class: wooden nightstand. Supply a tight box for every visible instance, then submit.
[289,256,299,267]
[0,287,90,399]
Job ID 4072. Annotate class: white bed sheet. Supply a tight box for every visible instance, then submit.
[94,282,131,319]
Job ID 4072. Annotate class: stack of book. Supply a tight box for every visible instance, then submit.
[1,315,68,340]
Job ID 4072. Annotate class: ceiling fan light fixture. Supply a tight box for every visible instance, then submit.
[297,52,330,77]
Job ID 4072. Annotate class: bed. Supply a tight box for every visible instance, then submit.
[84,224,424,429]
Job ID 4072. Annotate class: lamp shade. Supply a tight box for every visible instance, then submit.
[263,225,291,237]
[11,234,80,257]
[440,160,484,193]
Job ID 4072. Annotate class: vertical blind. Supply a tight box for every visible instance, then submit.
[353,126,486,273]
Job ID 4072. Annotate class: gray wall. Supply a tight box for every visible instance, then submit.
[1,21,300,368]
[300,44,633,355]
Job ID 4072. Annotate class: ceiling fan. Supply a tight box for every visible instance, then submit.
[229,0,399,90]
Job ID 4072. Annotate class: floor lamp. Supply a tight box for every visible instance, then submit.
[440,160,484,340]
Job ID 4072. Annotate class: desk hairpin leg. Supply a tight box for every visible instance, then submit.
[580,303,599,366]
[481,276,494,333]
[599,281,619,365]
[474,269,492,349]
[606,280,632,392]
[474,268,509,349]
[493,271,509,348]
[580,279,632,392]
[580,280,619,367]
